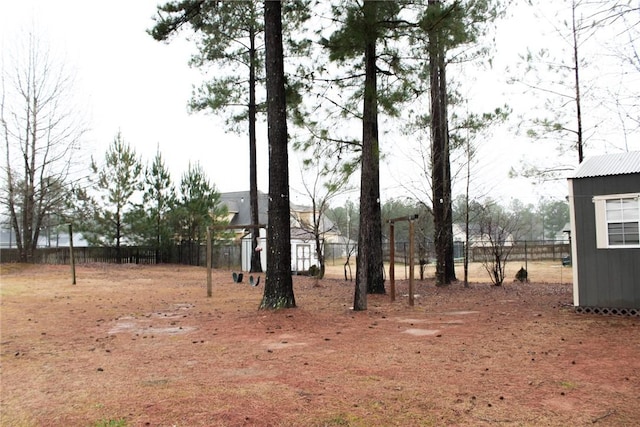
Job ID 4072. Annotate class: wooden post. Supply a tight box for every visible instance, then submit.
[389,222,395,302]
[206,227,212,297]
[68,223,76,285]
[409,219,415,306]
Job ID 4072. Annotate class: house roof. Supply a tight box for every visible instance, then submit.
[570,151,640,179]
[220,190,341,236]
[219,191,269,227]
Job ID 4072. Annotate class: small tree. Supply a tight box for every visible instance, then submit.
[134,148,177,263]
[297,143,354,279]
[86,132,142,260]
[476,201,519,286]
[325,199,359,281]
[173,162,226,245]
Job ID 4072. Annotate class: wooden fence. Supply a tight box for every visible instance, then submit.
[0,243,242,269]
[324,241,570,265]
[1,241,569,268]
[469,242,570,262]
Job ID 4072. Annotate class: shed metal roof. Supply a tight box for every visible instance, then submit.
[570,151,640,178]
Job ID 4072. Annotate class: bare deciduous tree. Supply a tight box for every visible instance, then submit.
[476,202,520,286]
[1,31,85,262]
[296,143,354,279]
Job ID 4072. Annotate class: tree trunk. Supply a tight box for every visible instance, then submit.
[464,138,470,288]
[248,23,263,273]
[355,0,385,311]
[571,2,584,163]
[429,0,456,286]
[442,71,456,284]
[315,233,325,279]
[116,209,122,263]
[313,200,326,279]
[261,0,295,310]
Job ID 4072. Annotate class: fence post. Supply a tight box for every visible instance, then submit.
[69,224,76,285]
[403,242,407,279]
[206,227,212,297]
[389,222,395,302]
[408,219,415,307]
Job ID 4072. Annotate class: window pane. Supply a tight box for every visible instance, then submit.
[607,210,623,221]
[606,199,623,221]
[623,199,639,221]
[609,234,624,245]
[608,223,623,233]
[608,222,640,245]
[624,223,639,244]
[605,197,640,246]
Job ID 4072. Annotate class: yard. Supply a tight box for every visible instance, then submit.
[1,262,638,426]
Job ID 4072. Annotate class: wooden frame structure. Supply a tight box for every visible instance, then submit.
[388,214,419,305]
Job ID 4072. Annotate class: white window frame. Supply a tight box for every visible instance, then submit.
[593,193,640,249]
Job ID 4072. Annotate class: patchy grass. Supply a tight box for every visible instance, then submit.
[92,419,127,427]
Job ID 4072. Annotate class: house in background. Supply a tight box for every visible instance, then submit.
[220,191,341,273]
[452,223,515,247]
[567,151,640,314]
[0,227,88,248]
[220,191,269,271]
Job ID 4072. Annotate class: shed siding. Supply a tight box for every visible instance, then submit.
[570,173,640,309]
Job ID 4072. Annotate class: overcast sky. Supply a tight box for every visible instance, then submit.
[2,0,637,208]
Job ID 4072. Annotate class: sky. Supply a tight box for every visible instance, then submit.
[1,0,638,208]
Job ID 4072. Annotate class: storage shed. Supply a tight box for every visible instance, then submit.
[221,190,325,274]
[567,151,640,314]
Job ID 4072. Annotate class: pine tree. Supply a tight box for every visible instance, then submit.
[416,0,504,285]
[175,162,225,244]
[260,0,296,310]
[87,132,142,261]
[321,1,408,309]
[150,1,309,272]
[140,148,176,263]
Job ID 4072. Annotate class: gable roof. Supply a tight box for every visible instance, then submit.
[570,151,640,179]
[219,191,269,226]
[220,191,341,236]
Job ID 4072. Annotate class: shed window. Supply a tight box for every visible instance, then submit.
[594,194,640,248]
[606,198,639,245]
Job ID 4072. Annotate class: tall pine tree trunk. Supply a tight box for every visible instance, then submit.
[261,0,295,310]
[248,24,263,273]
[441,61,456,283]
[354,0,385,311]
[429,0,456,286]
[571,3,584,163]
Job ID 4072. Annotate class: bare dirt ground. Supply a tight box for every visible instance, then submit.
[1,262,638,427]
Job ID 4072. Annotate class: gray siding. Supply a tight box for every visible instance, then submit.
[571,173,640,309]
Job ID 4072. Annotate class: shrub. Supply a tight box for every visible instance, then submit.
[515,267,528,283]
[308,264,319,277]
